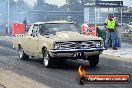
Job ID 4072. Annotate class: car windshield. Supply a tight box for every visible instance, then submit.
[39,23,79,35]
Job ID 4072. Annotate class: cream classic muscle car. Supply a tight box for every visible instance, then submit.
[13,21,105,68]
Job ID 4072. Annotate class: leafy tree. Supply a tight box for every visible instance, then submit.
[45,3,59,11]
[128,7,132,12]
[59,4,69,11]
[66,0,81,11]
[115,6,129,12]
[0,0,8,12]
[66,0,94,11]
[15,0,30,11]
[34,0,45,10]
[9,0,16,8]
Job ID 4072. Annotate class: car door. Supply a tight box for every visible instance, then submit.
[21,25,33,55]
[27,24,39,56]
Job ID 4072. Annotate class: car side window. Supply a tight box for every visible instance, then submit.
[39,24,43,35]
[39,24,49,35]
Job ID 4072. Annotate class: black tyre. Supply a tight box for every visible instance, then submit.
[43,49,53,68]
[56,59,66,63]
[88,55,99,67]
[19,49,29,60]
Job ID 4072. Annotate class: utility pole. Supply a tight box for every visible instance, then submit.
[8,0,10,35]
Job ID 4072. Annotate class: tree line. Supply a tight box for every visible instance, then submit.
[0,0,132,24]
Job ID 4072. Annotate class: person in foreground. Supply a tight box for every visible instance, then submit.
[104,14,118,50]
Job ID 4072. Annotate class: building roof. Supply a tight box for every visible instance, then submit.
[34,21,74,24]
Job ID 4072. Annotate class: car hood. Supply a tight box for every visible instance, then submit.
[47,31,103,42]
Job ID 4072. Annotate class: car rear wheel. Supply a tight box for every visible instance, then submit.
[88,55,99,67]
[19,48,29,60]
[43,49,53,68]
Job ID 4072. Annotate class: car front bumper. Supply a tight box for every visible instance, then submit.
[50,47,105,53]
[50,47,105,58]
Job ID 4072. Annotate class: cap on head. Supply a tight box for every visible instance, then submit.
[108,13,113,17]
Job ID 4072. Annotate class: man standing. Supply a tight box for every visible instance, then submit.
[104,14,118,50]
[23,17,27,32]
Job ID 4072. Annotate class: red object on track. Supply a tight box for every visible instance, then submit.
[81,24,96,36]
[12,23,25,35]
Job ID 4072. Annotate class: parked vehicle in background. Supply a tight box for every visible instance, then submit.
[118,23,127,28]
[128,22,132,28]
[128,28,132,33]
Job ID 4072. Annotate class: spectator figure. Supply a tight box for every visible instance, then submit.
[114,17,121,48]
[104,14,118,50]
[23,17,27,32]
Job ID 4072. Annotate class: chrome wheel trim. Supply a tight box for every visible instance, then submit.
[19,50,23,59]
[44,53,49,66]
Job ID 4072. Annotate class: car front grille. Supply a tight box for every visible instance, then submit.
[60,42,77,49]
[57,41,101,49]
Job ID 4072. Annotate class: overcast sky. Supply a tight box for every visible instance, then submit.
[24,0,131,7]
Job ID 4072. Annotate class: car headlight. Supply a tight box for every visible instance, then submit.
[95,42,101,48]
[54,43,60,49]
[96,43,101,48]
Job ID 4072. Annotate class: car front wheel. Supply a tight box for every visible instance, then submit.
[19,49,29,60]
[43,49,53,68]
[88,55,99,67]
